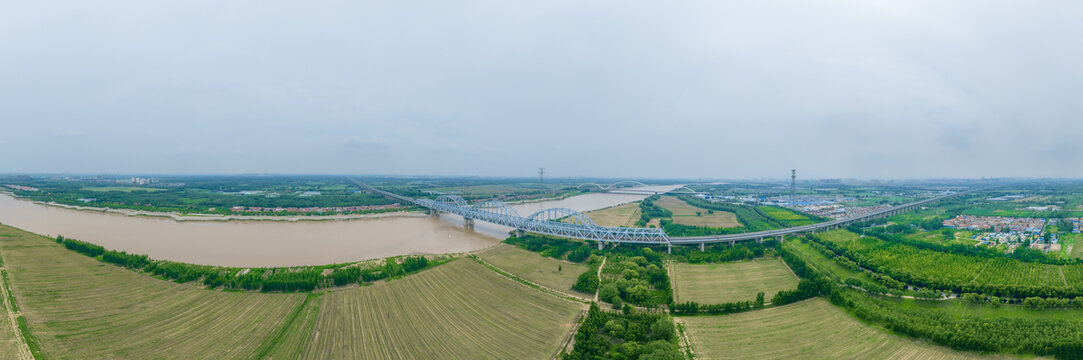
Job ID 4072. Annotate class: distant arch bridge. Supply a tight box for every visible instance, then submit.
[354,179,964,250]
[577,180,650,191]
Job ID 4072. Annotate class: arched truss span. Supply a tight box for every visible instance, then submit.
[525,208,597,227]
[472,200,521,218]
[668,186,699,194]
[435,195,468,207]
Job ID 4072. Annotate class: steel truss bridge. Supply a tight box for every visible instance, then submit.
[356,180,964,250]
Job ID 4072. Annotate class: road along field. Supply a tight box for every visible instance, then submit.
[670,258,799,304]
[682,298,1010,360]
[476,244,588,293]
[583,202,641,227]
[655,196,740,227]
[0,225,306,359]
[302,259,583,359]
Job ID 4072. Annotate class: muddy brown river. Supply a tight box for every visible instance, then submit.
[0,185,680,267]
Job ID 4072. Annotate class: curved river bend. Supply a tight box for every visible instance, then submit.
[0,185,679,267]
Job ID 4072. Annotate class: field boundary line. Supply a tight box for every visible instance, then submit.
[470,256,589,304]
[674,317,696,360]
[1059,267,1068,287]
[968,261,991,284]
[555,309,587,359]
[666,260,680,303]
[0,267,33,360]
[249,292,320,360]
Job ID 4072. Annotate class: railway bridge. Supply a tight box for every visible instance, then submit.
[355,180,963,252]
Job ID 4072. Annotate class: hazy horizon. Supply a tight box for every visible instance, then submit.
[2,1,1081,179]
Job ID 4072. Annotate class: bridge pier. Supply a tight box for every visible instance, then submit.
[777,235,783,242]
[597,241,604,250]
[427,208,439,216]
[729,240,735,246]
[514,229,526,238]
[699,243,705,252]
[668,245,672,254]
[463,217,474,228]
[757,237,763,243]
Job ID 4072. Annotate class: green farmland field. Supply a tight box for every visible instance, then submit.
[670,259,798,304]
[0,224,583,359]
[0,225,306,359]
[682,298,1005,360]
[303,259,582,359]
[477,243,588,293]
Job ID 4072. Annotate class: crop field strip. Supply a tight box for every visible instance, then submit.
[0,225,306,359]
[0,248,32,360]
[583,202,641,227]
[670,259,799,304]
[302,259,581,359]
[654,196,741,227]
[682,298,1005,360]
[476,244,588,293]
[819,230,1083,291]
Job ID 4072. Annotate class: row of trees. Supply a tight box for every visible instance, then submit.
[505,235,593,263]
[855,225,1077,265]
[670,240,776,263]
[636,195,673,226]
[53,235,445,292]
[669,292,764,315]
[812,231,1083,299]
[832,288,1083,358]
[784,233,1083,359]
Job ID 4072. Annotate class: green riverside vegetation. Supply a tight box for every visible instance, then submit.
[53,234,450,292]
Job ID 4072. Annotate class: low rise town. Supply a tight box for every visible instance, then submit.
[944,215,1066,252]
[943,215,1047,233]
[3,184,39,192]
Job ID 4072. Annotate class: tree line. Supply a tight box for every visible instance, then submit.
[53,235,446,292]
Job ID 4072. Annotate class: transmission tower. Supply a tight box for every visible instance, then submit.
[790,169,796,205]
[538,168,545,183]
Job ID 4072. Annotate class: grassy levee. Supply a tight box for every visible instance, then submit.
[303,259,581,359]
[0,225,306,359]
[683,298,1006,360]
[476,244,588,293]
[671,259,798,304]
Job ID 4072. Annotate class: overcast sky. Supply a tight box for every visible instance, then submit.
[1,1,1081,180]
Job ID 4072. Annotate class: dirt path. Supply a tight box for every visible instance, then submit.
[968,262,991,284]
[594,257,607,302]
[0,267,33,360]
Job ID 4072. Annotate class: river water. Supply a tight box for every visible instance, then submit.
[0,185,680,267]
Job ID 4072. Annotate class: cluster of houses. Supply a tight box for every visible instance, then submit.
[944,215,1047,233]
[228,203,402,214]
[945,215,1066,252]
[3,184,39,192]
